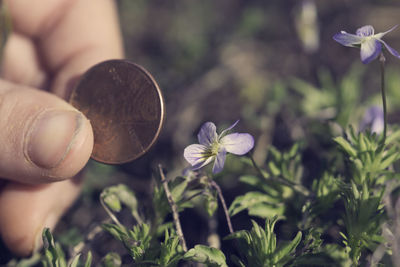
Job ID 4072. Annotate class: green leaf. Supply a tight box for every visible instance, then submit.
[268,162,281,176]
[84,251,93,267]
[102,193,122,212]
[239,175,279,197]
[205,190,218,217]
[171,179,188,202]
[127,223,152,261]
[69,254,81,267]
[158,230,184,267]
[184,245,228,267]
[385,128,400,144]
[41,228,67,267]
[272,231,302,263]
[230,255,246,267]
[224,230,252,244]
[101,184,142,223]
[100,252,121,267]
[264,217,278,254]
[102,223,128,242]
[229,191,283,217]
[380,150,400,169]
[115,184,138,213]
[247,203,285,218]
[334,136,357,158]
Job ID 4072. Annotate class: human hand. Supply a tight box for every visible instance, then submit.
[0,0,123,256]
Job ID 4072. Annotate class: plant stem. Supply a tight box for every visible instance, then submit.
[249,153,267,180]
[379,53,387,144]
[158,164,188,252]
[100,197,125,230]
[209,179,234,234]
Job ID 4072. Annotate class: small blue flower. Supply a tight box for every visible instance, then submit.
[184,120,254,174]
[333,25,400,64]
[359,106,384,134]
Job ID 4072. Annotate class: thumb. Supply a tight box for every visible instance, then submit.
[0,80,93,183]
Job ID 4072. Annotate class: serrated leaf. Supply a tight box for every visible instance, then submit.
[102,223,128,242]
[184,245,228,267]
[158,231,184,267]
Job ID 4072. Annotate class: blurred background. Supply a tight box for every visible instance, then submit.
[56,0,400,263]
[4,0,400,264]
[116,0,400,187]
[118,0,400,164]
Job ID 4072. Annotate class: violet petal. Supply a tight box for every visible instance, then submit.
[212,149,226,174]
[374,25,398,39]
[371,116,384,134]
[192,156,214,170]
[356,25,374,37]
[184,144,209,166]
[360,39,381,64]
[197,122,218,146]
[220,133,254,155]
[381,39,400,59]
[219,120,240,138]
[360,106,384,134]
[333,32,363,47]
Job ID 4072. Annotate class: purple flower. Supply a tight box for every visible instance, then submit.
[333,25,400,64]
[184,121,254,174]
[359,106,384,134]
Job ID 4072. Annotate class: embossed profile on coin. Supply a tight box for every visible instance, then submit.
[69,60,165,164]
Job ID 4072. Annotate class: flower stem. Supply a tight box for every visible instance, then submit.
[158,164,188,252]
[209,179,234,234]
[100,196,125,230]
[379,53,387,144]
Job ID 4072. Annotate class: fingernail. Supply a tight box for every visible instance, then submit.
[25,109,84,169]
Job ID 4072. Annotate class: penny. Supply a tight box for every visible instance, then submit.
[69,60,165,164]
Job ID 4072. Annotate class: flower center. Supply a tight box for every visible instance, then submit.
[361,36,373,43]
[210,141,220,156]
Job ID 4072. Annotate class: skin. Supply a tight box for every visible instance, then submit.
[0,0,123,256]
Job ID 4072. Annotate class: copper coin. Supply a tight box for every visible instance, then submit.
[69,60,165,164]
